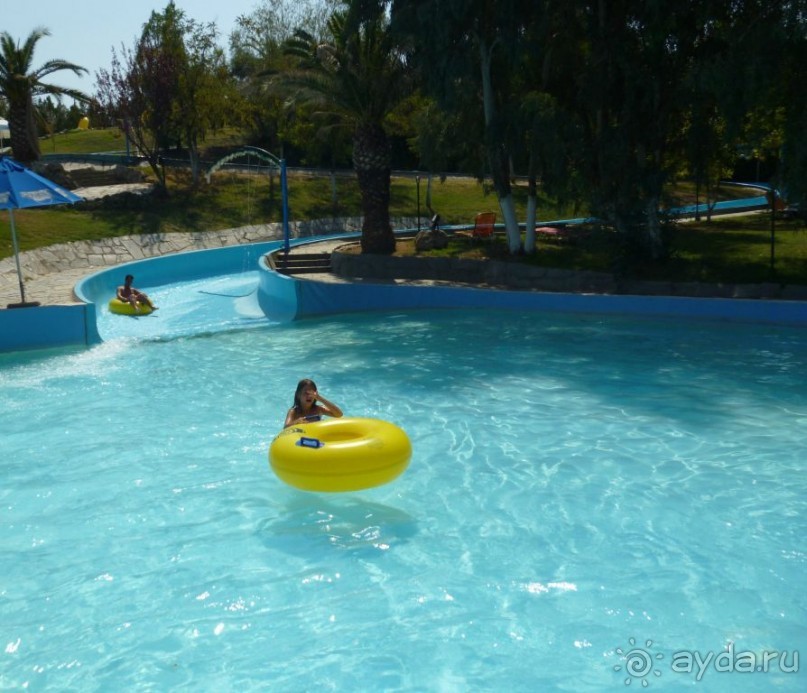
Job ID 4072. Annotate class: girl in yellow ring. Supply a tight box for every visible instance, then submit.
[284,379,343,428]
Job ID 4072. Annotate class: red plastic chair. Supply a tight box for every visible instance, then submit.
[457,211,497,241]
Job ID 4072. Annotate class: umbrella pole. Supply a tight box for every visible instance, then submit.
[8,209,29,305]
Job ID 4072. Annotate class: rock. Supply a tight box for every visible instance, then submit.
[112,164,145,183]
[414,229,449,251]
[30,161,76,189]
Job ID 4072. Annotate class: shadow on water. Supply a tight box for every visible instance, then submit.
[257,493,418,557]
[280,308,807,429]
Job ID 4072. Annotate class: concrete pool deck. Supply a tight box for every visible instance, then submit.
[0,226,286,307]
[3,178,804,308]
[1,180,285,307]
[0,228,497,309]
[6,224,807,308]
[2,229,807,354]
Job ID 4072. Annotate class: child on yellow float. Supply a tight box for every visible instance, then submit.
[284,378,343,428]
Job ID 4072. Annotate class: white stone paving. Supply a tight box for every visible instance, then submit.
[1,186,411,308]
[0,225,285,307]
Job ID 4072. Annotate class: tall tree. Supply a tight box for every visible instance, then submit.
[230,0,338,76]
[175,21,237,185]
[388,0,803,262]
[228,0,339,157]
[770,1,807,211]
[391,0,537,253]
[96,6,185,190]
[572,1,698,258]
[281,5,410,254]
[520,0,737,260]
[96,2,238,190]
[509,2,578,253]
[0,28,88,162]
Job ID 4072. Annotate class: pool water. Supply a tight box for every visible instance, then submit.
[1,304,805,691]
[95,272,267,342]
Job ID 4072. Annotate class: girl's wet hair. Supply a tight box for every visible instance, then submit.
[293,378,317,412]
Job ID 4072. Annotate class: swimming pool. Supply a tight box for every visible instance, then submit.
[2,296,805,690]
[94,271,268,342]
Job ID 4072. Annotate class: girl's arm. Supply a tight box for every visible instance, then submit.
[315,394,343,418]
[283,407,297,428]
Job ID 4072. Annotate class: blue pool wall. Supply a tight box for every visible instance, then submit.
[0,240,283,354]
[0,182,781,354]
[75,240,283,305]
[257,255,807,325]
[0,303,101,352]
[2,230,807,355]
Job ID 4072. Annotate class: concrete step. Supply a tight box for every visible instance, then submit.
[274,252,332,275]
[68,168,119,188]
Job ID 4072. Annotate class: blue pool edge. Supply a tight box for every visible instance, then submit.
[2,231,806,355]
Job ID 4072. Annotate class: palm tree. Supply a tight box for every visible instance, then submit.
[0,28,88,162]
[282,9,409,254]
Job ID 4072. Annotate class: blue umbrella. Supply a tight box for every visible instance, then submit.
[0,156,83,308]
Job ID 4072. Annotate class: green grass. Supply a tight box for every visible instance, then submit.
[36,125,248,155]
[0,168,572,258]
[2,127,805,287]
[662,216,807,283]
[38,127,129,155]
[403,214,807,285]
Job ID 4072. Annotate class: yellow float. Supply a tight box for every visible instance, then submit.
[108,298,153,316]
[269,417,412,492]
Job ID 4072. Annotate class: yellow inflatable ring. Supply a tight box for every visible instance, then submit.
[269,417,412,492]
[108,298,153,316]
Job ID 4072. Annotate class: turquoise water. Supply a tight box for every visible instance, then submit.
[95,272,267,342]
[2,300,806,690]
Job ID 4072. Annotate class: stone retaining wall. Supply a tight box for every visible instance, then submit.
[0,216,427,286]
[331,244,807,300]
[0,226,282,284]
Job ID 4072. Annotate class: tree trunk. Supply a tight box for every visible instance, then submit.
[478,36,520,253]
[499,195,520,253]
[644,197,664,260]
[524,166,538,253]
[187,133,201,187]
[488,140,521,252]
[524,196,538,254]
[353,123,395,254]
[9,97,41,162]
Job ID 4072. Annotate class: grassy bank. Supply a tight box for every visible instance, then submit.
[0,166,575,258]
[396,214,807,285]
